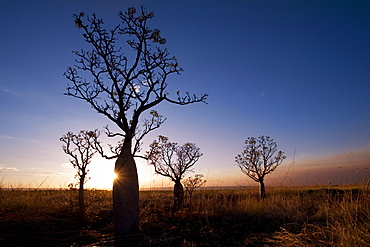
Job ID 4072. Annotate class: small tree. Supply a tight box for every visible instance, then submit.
[235,136,286,199]
[183,174,206,203]
[64,7,207,235]
[60,130,100,218]
[147,135,202,208]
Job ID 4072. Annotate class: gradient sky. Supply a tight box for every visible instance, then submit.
[0,0,369,189]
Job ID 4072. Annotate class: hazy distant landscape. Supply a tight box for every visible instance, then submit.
[1,184,369,246]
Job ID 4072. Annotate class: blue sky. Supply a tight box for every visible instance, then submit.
[0,0,369,189]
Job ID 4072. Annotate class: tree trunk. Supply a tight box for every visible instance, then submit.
[189,191,193,204]
[78,176,85,219]
[113,140,139,236]
[259,178,266,200]
[174,180,184,209]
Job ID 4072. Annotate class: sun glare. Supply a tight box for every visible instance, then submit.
[86,160,116,190]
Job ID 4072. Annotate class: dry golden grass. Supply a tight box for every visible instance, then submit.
[0,185,369,246]
[0,189,113,246]
[271,186,370,247]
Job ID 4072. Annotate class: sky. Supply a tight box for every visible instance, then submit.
[0,0,369,189]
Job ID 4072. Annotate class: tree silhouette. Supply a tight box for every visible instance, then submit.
[183,174,207,203]
[60,130,100,219]
[64,6,207,235]
[147,135,202,208]
[235,136,286,199]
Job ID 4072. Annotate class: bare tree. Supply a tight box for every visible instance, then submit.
[64,7,207,235]
[60,130,100,218]
[235,136,286,199]
[183,174,207,203]
[147,135,202,208]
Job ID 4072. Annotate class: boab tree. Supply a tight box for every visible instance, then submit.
[183,174,207,203]
[147,135,202,208]
[64,7,207,235]
[235,136,286,199]
[60,130,100,218]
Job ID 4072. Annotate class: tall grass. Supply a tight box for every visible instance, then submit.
[1,185,369,246]
[137,185,370,246]
[0,189,113,246]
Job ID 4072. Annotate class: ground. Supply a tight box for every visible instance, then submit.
[0,185,369,246]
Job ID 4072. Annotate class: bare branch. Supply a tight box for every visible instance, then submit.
[92,132,120,160]
[60,130,101,189]
[133,110,166,155]
[65,7,208,149]
[183,174,207,202]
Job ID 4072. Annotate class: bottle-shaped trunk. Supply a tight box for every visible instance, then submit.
[113,139,139,236]
[174,180,184,209]
[78,175,85,219]
[259,178,266,199]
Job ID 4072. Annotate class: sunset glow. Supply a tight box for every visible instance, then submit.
[0,1,369,189]
[85,161,116,190]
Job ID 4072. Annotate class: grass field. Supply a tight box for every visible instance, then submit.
[0,185,369,246]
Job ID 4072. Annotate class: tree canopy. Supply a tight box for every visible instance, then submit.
[235,136,286,198]
[64,7,208,155]
[64,6,208,235]
[147,135,203,182]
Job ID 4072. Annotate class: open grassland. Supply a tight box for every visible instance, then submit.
[0,185,369,246]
